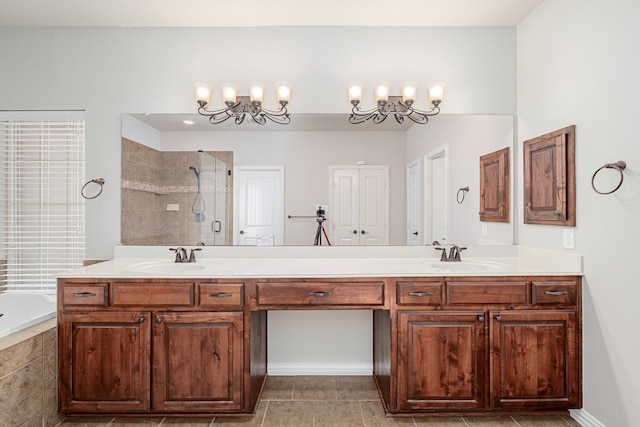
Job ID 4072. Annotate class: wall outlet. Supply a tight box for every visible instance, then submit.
[481,223,488,236]
[562,228,575,249]
[166,203,180,212]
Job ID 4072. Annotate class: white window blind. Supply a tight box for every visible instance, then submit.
[0,119,85,292]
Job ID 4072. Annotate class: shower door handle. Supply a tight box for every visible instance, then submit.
[212,221,222,233]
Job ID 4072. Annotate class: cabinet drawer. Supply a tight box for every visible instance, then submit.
[256,282,384,306]
[63,284,108,307]
[446,281,527,305]
[199,283,244,307]
[397,282,442,305]
[532,281,578,305]
[111,282,195,306]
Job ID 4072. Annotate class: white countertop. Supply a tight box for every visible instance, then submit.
[59,245,583,279]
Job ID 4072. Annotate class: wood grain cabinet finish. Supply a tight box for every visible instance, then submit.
[480,146,510,222]
[490,310,579,410]
[398,311,486,411]
[58,311,151,412]
[390,276,582,415]
[523,125,576,226]
[152,312,244,412]
[58,279,251,416]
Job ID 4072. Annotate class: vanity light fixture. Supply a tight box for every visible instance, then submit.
[347,82,445,125]
[194,82,291,125]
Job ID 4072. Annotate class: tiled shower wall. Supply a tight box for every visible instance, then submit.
[121,138,233,246]
[0,319,63,427]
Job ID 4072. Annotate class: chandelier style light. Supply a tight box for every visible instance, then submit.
[347,82,445,125]
[194,82,292,125]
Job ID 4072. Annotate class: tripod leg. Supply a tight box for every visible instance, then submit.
[321,226,331,245]
[314,223,322,245]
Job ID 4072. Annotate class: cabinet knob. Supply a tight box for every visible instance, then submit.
[155,318,162,324]
[138,317,145,323]
[213,352,221,361]
[478,316,485,323]
[412,231,419,235]
[496,316,503,322]
[352,230,358,234]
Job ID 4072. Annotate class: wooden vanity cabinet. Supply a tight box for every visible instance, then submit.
[58,279,247,415]
[390,276,581,414]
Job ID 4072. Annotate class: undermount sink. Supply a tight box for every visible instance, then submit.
[421,260,510,272]
[126,260,216,274]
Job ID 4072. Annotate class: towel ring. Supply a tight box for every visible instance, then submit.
[591,161,626,195]
[81,178,105,199]
[456,187,469,204]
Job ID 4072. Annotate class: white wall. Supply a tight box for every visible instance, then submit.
[406,114,515,246]
[518,1,640,425]
[160,129,408,245]
[0,25,516,259]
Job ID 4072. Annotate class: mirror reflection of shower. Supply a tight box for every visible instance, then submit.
[191,149,229,246]
[189,165,206,223]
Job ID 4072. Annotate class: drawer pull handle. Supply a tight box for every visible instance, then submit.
[309,291,332,297]
[72,292,96,297]
[544,290,569,296]
[408,291,432,297]
[209,293,233,298]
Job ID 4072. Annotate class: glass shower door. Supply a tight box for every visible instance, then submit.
[197,151,228,245]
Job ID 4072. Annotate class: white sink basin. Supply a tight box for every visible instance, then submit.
[422,260,510,273]
[126,260,216,274]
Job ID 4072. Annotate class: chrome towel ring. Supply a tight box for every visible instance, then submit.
[591,161,626,195]
[456,186,469,203]
[81,178,105,199]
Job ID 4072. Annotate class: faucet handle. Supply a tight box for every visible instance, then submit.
[435,246,448,261]
[169,247,186,262]
[189,248,202,262]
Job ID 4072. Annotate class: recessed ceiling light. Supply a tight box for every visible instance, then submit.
[182,119,195,125]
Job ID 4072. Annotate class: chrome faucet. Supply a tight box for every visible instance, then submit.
[169,247,189,263]
[434,245,467,262]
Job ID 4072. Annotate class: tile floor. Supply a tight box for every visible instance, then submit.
[55,376,581,427]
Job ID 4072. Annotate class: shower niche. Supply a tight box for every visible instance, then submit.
[121,138,233,246]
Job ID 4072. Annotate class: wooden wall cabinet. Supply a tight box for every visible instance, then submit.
[480,146,510,222]
[523,125,576,226]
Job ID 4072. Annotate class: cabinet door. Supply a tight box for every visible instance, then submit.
[523,125,575,226]
[152,312,244,412]
[397,311,486,411]
[479,146,510,223]
[58,311,151,412]
[490,310,579,410]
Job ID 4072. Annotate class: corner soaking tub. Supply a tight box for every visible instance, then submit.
[0,291,57,339]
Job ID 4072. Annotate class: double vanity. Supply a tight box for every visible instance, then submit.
[57,245,582,418]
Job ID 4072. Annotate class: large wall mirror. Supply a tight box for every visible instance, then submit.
[121,113,515,247]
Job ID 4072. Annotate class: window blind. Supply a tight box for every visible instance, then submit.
[0,119,85,292]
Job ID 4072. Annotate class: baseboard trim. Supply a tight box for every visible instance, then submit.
[267,362,373,376]
[570,409,606,427]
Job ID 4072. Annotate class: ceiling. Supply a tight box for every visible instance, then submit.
[1,0,543,27]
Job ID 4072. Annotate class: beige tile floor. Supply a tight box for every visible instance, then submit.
[55,376,581,427]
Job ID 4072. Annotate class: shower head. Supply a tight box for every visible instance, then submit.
[189,166,200,178]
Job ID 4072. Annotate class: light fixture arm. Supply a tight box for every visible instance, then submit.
[349,95,441,125]
[195,85,291,126]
